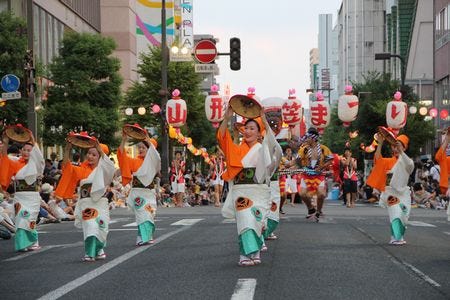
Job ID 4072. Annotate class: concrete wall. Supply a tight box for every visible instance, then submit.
[100,0,137,91]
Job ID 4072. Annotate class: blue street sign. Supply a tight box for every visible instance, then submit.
[1,74,20,92]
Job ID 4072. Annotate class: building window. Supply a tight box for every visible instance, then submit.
[436,7,449,48]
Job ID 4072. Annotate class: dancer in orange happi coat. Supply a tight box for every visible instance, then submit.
[117,124,161,246]
[55,132,115,262]
[0,126,44,252]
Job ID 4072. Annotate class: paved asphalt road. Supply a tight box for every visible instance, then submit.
[1,200,450,300]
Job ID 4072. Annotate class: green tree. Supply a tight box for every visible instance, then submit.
[124,47,216,149]
[43,32,122,146]
[322,72,435,160]
[0,11,28,127]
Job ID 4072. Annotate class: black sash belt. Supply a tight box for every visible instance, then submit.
[132,177,157,189]
[234,168,258,185]
[14,179,39,192]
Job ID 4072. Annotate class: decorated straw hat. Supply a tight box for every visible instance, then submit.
[377,126,397,145]
[4,124,32,143]
[229,94,262,119]
[123,123,148,141]
[66,131,97,149]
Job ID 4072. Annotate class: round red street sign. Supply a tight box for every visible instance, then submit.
[194,40,217,64]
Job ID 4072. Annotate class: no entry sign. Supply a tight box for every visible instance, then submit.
[194,40,217,64]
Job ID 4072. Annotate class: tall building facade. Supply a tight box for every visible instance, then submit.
[385,0,433,101]
[434,0,450,131]
[101,0,137,90]
[318,14,339,105]
[337,0,385,93]
[309,48,319,92]
[0,0,100,66]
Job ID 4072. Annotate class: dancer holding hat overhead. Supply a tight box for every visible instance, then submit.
[117,124,161,246]
[55,132,115,261]
[218,101,282,267]
[366,131,413,245]
[0,125,44,252]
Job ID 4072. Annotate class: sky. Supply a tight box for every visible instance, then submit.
[193,0,342,107]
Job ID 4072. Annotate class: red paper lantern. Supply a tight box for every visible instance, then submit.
[309,92,330,133]
[338,85,359,127]
[205,85,226,127]
[440,109,448,120]
[166,89,187,127]
[386,91,407,132]
[282,89,302,128]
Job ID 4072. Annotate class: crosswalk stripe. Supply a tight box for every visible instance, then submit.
[123,222,137,227]
[222,219,236,224]
[171,219,203,226]
[231,278,256,300]
[408,221,436,227]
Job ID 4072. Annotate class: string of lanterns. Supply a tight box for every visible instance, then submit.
[168,125,212,164]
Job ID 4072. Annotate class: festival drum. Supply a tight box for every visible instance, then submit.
[123,124,148,141]
[3,124,32,143]
[66,132,97,149]
[229,94,262,119]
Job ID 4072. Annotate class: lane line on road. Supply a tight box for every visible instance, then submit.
[231,278,256,300]
[171,218,203,226]
[3,242,84,262]
[109,228,166,232]
[355,227,441,289]
[36,226,189,300]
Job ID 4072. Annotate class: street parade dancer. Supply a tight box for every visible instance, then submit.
[171,151,186,207]
[261,97,285,241]
[118,124,161,246]
[435,127,450,220]
[210,148,226,207]
[219,99,282,267]
[0,125,44,252]
[366,129,413,245]
[297,127,333,221]
[55,132,115,261]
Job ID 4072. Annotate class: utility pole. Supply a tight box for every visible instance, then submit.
[26,0,37,137]
[160,0,170,184]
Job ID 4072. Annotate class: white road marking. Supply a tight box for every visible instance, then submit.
[3,242,84,262]
[443,231,450,236]
[36,226,189,300]
[408,221,436,227]
[356,227,441,288]
[222,219,236,224]
[401,261,441,287]
[109,228,165,232]
[171,218,203,226]
[123,222,137,227]
[231,278,257,300]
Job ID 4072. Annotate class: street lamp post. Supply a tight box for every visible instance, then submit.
[160,0,170,185]
[375,52,405,89]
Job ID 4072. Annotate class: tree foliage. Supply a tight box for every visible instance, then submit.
[322,72,435,162]
[0,11,28,126]
[43,32,122,146]
[123,47,216,150]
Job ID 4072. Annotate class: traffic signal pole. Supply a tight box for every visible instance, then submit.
[26,0,37,137]
[160,0,170,185]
